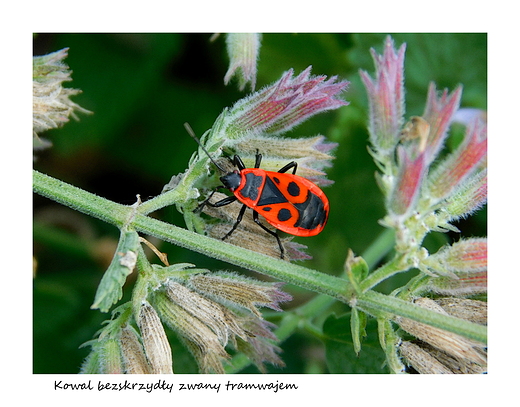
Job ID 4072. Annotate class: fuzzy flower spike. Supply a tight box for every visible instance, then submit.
[33,48,91,150]
[226,66,348,137]
[223,33,262,91]
[81,265,292,374]
[360,36,406,158]
[222,66,348,186]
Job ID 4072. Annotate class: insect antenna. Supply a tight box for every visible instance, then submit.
[184,122,227,172]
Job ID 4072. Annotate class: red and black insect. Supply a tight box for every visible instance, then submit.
[185,124,329,259]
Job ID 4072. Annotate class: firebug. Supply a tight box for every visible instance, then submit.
[185,123,330,259]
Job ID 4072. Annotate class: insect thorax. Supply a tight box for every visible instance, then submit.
[220,172,242,190]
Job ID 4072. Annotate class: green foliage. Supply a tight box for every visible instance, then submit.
[91,231,139,312]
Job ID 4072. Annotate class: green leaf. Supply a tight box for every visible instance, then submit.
[350,308,367,356]
[345,249,369,293]
[351,255,369,282]
[323,313,386,373]
[91,231,140,312]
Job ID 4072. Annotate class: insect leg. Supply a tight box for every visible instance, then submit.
[208,195,238,207]
[222,204,247,240]
[232,155,246,170]
[254,150,262,168]
[196,188,236,212]
[252,211,285,259]
[232,150,261,169]
[277,161,298,174]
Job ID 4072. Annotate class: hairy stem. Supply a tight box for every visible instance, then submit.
[33,169,486,345]
[356,291,486,344]
[359,254,407,292]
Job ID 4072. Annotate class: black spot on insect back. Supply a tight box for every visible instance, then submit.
[277,208,292,222]
[287,181,300,197]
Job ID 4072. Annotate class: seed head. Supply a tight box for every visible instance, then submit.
[33,48,91,148]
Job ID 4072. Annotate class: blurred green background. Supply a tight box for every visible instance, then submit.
[33,33,486,373]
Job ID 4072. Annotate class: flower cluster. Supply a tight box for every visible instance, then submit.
[81,265,291,374]
[360,37,487,373]
[360,36,486,261]
[33,48,91,150]
[176,67,348,260]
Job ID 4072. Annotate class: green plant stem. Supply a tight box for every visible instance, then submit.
[132,213,350,298]
[138,188,181,215]
[33,169,487,345]
[356,291,486,344]
[33,169,350,299]
[33,169,129,227]
[359,254,406,292]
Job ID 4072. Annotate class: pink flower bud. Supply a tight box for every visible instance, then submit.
[224,33,262,91]
[228,66,348,136]
[444,169,487,221]
[424,238,487,275]
[388,146,427,216]
[428,118,487,201]
[424,238,487,294]
[360,36,406,154]
[428,271,487,296]
[422,83,463,164]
